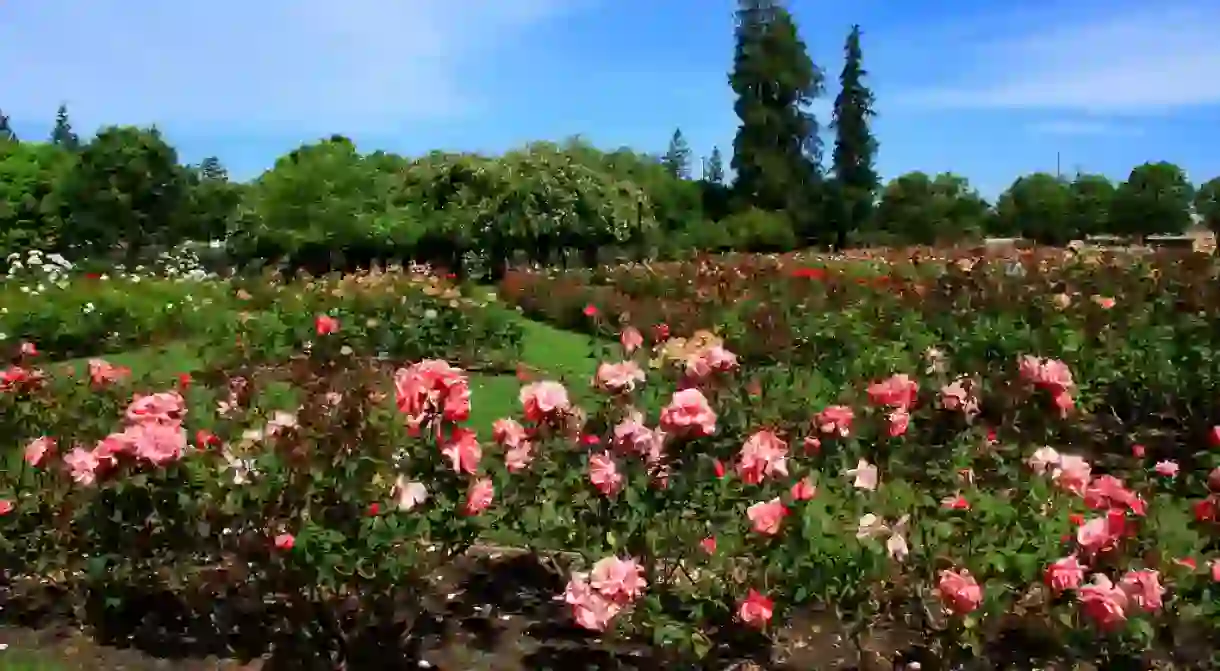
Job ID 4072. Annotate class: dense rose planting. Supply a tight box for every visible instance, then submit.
[4,251,1220,667]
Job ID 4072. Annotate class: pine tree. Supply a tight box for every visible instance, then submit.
[829,24,879,249]
[729,0,825,232]
[662,128,692,179]
[199,155,227,181]
[50,103,80,150]
[705,146,725,184]
[0,109,15,142]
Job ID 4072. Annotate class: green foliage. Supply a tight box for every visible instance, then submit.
[7,248,1220,666]
[57,126,189,259]
[875,171,989,244]
[1110,161,1195,237]
[730,0,825,226]
[1067,172,1116,239]
[49,104,80,151]
[0,141,74,256]
[1194,176,1220,234]
[661,128,691,179]
[993,172,1073,243]
[718,208,797,252]
[830,24,879,248]
[703,146,725,185]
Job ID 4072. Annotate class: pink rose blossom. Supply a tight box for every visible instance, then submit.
[737,589,774,628]
[463,477,494,515]
[24,436,55,467]
[885,408,910,437]
[589,452,624,496]
[1045,555,1086,593]
[519,381,571,423]
[1051,454,1092,496]
[127,421,187,465]
[1078,574,1129,630]
[274,533,295,550]
[867,374,919,410]
[746,497,789,536]
[1119,569,1165,613]
[594,361,646,394]
[620,327,643,354]
[0,499,13,516]
[563,573,621,631]
[736,430,789,485]
[394,360,471,430]
[659,388,717,438]
[937,569,983,615]
[492,418,528,448]
[590,556,647,603]
[814,405,854,437]
[125,392,186,425]
[441,427,482,475]
[790,477,817,501]
[1154,460,1179,477]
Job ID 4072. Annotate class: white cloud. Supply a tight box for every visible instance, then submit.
[1026,120,1143,137]
[897,4,1220,113]
[0,0,577,133]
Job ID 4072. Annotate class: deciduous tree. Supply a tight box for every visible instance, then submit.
[1110,161,1194,237]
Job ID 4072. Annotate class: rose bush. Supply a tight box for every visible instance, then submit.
[3,251,1220,667]
[1,265,522,369]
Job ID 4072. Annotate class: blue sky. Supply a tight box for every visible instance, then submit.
[3,0,1219,198]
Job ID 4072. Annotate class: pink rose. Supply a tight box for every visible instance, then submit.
[737,589,773,628]
[1153,460,1179,478]
[1044,555,1086,593]
[563,573,621,631]
[1078,574,1128,630]
[519,381,571,423]
[0,499,13,516]
[492,418,527,448]
[394,360,471,430]
[747,497,789,536]
[736,430,789,485]
[619,327,643,355]
[589,556,647,603]
[1051,454,1092,496]
[588,452,624,496]
[594,361,646,394]
[463,477,494,515]
[885,408,910,437]
[126,391,186,425]
[659,388,717,438]
[273,533,295,550]
[128,421,187,465]
[937,569,983,615]
[441,427,482,474]
[1118,569,1164,613]
[814,405,854,437]
[790,477,817,501]
[867,373,919,410]
[24,436,55,467]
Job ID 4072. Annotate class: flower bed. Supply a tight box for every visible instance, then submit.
[1,266,523,370]
[2,313,1220,668]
